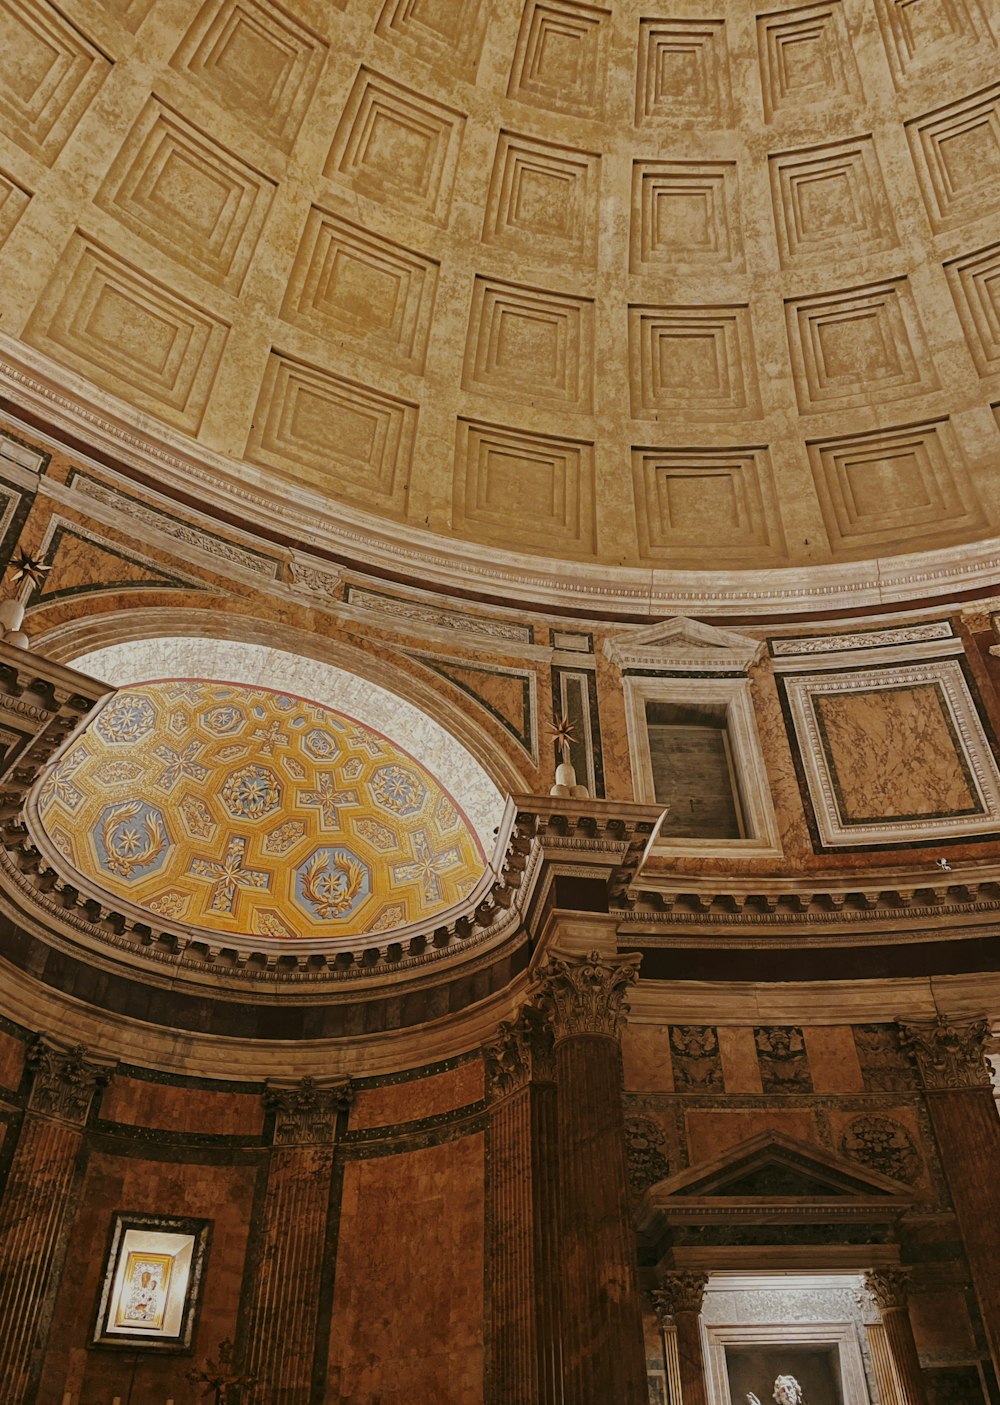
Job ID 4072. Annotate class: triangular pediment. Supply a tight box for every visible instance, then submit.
[638,1132,914,1238]
[602,617,763,673]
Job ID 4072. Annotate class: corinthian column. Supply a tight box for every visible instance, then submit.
[242,1076,353,1404]
[531,948,646,1405]
[0,1037,113,1404]
[864,1269,928,1405]
[483,1005,561,1405]
[653,1274,709,1405]
[898,1016,1000,1372]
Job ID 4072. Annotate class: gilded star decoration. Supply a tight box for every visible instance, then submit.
[547,714,577,755]
[7,550,51,593]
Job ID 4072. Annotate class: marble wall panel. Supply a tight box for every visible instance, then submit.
[37,1147,259,1404]
[0,1029,24,1092]
[685,1107,820,1166]
[328,1133,485,1404]
[100,1076,265,1136]
[350,1059,483,1130]
[783,659,1000,847]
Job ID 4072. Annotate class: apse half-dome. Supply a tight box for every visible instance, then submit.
[34,680,487,941]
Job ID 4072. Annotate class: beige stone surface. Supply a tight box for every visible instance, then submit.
[0,0,996,580]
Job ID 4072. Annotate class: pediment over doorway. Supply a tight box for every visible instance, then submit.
[602,617,763,673]
[637,1131,914,1248]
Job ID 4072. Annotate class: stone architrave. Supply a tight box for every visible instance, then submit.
[0,1037,115,1404]
[242,1077,353,1403]
[530,949,646,1405]
[897,1016,1000,1374]
[483,1005,561,1405]
[863,1269,929,1405]
[654,1273,710,1405]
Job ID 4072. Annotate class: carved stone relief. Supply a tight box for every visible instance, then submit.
[669,1025,724,1091]
[754,1026,813,1093]
[840,1115,921,1183]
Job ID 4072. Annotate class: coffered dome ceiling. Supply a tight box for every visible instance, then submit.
[33,680,486,939]
[0,0,998,585]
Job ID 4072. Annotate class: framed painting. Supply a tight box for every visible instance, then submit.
[92,1212,211,1352]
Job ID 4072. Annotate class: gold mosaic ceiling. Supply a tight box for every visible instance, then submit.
[0,0,999,572]
[35,681,486,940]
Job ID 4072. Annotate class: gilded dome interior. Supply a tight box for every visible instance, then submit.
[34,679,486,940]
[0,0,997,583]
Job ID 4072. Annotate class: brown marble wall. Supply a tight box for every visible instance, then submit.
[328,1133,486,1405]
[36,1145,260,1405]
[0,1014,492,1405]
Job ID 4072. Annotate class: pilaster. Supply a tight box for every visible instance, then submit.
[242,1076,353,1404]
[898,1015,1000,1372]
[483,1005,561,1405]
[0,1037,112,1404]
[531,948,646,1405]
[652,1273,709,1405]
[864,1269,929,1405]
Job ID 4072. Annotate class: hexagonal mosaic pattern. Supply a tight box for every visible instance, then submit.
[36,681,486,939]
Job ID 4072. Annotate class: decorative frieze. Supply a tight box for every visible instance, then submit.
[264,1076,354,1145]
[482,1004,555,1100]
[897,1016,993,1090]
[530,949,642,1040]
[26,1037,113,1125]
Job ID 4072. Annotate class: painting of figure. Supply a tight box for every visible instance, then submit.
[115,1251,173,1331]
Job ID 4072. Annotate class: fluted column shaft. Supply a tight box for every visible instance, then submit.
[527,949,646,1405]
[899,1018,1000,1373]
[0,1039,111,1405]
[243,1079,349,1404]
[881,1307,928,1405]
[555,1031,646,1405]
[0,1116,83,1403]
[487,1076,561,1405]
[864,1270,928,1405]
[673,1313,708,1405]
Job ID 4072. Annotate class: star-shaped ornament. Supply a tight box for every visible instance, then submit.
[7,550,51,591]
[547,714,577,750]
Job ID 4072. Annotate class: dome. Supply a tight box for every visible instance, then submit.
[32,679,487,940]
[0,0,997,610]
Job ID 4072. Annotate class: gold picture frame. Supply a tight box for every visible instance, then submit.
[114,1250,174,1331]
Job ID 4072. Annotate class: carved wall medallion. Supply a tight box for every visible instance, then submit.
[840,1114,921,1183]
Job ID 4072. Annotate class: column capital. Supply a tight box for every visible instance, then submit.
[529,948,642,1041]
[264,1076,353,1145]
[897,1015,993,1090]
[864,1267,912,1311]
[26,1035,114,1125]
[482,1004,555,1101]
[655,1271,708,1317]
